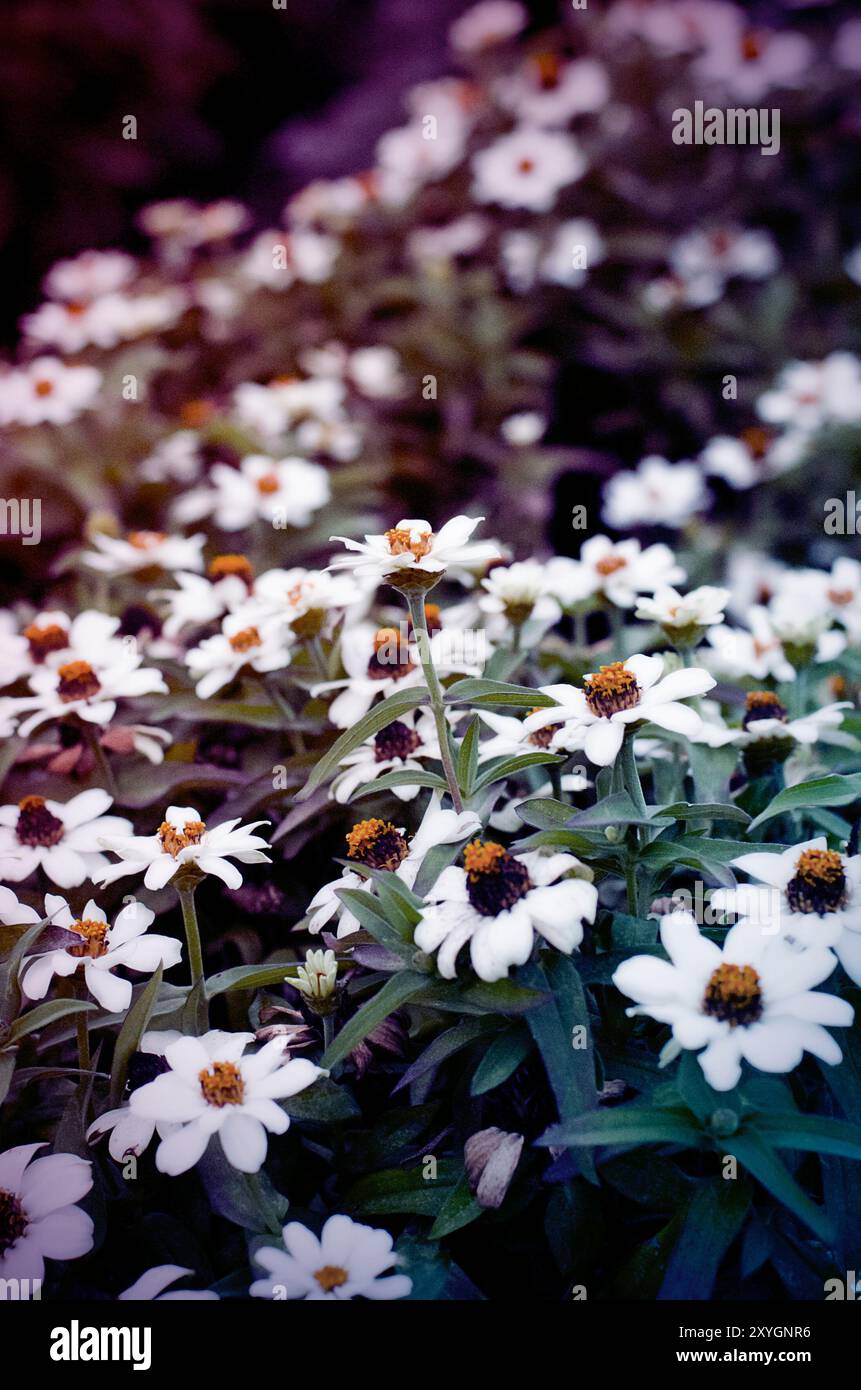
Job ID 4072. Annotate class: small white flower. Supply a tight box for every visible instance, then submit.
[330,709,442,804]
[292,948,338,1004]
[185,611,292,699]
[82,530,205,578]
[692,15,813,101]
[175,455,330,532]
[248,566,363,637]
[546,536,686,611]
[119,1264,218,1301]
[328,516,499,586]
[43,249,136,301]
[523,654,715,766]
[613,910,852,1091]
[756,353,861,433]
[495,55,609,126]
[700,428,808,490]
[705,604,844,682]
[0,1143,93,1283]
[251,1213,411,1300]
[471,127,587,212]
[500,411,546,446]
[0,357,101,427]
[14,643,167,738]
[668,226,779,288]
[479,561,561,629]
[603,456,709,530]
[541,218,606,288]
[449,0,527,54]
[152,558,255,640]
[634,585,731,640]
[129,1030,322,1175]
[692,694,853,756]
[86,1030,182,1161]
[0,789,132,888]
[97,804,272,891]
[415,841,597,982]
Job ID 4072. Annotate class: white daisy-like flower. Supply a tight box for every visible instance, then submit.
[613,910,852,1091]
[692,14,813,101]
[0,357,101,427]
[96,805,272,891]
[822,558,861,642]
[152,555,256,640]
[523,654,715,766]
[43,248,136,302]
[247,566,364,639]
[495,54,609,125]
[540,218,606,288]
[756,352,861,433]
[119,1264,218,1301]
[500,411,546,446]
[251,1213,411,1301]
[82,530,205,578]
[329,709,442,804]
[471,127,587,212]
[415,841,597,982]
[128,1030,322,1175]
[705,606,844,682]
[241,228,340,290]
[634,585,731,642]
[139,430,204,485]
[0,789,132,888]
[21,895,181,1014]
[692,693,853,756]
[479,561,561,630]
[700,428,808,490]
[668,226,779,289]
[175,455,331,532]
[86,1029,182,1161]
[602,456,709,530]
[185,611,293,699]
[0,1143,93,1284]
[546,536,686,611]
[14,644,167,738]
[328,516,499,587]
[449,0,527,55]
[712,839,861,987]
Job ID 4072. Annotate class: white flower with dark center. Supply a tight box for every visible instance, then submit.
[449,0,527,54]
[471,127,587,212]
[479,561,561,630]
[0,357,101,427]
[87,1030,182,1162]
[712,839,861,986]
[0,1143,93,1283]
[14,646,167,737]
[96,805,271,891]
[313,622,425,729]
[0,789,132,888]
[495,54,609,125]
[153,555,256,639]
[634,585,730,644]
[668,226,779,289]
[83,530,205,577]
[692,693,854,758]
[613,910,852,1091]
[128,1030,322,1175]
[21,895,181,1014]
[414,841,597,982]
[756,353,861,433]
[43,248,136,302]
[692,14,813,100]
[523,655,715,766]
[185,611,293,699]
[119,1264,218,1301]
[603,456,709,530]
[175,455,331,532]
[546,537,685,611]
[330,709,442,804]
[251,1213,411,1301]
[328,516,498,589]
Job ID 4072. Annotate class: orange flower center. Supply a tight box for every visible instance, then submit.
[595,555,627,577]
[198,1061,245,1107]
[702,963,763,1026]
[128,531,166,550]
[228,626,262,654]
[57,660,101,703]
[23,622,68,661]
[583,662,641,718]
[314,1265,349,1292]
[158,819,206,857]
[209,554,254,587]
[385,527,433,560]
[256,473,280,495]
[67,919,110,959]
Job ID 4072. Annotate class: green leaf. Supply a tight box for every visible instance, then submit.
[410,976,545,1016]
[540,1104,704,1150]
[520,957,598,1179]
[351,770,448,799]
[456,717,481,798]
[514,797,576,831]
[297,685,430,799]
[206,963,295,998]
[335,888,415,957]
[443,678,558,709]
[658,801,750,826]
[109,966,165,1106]
[747,773,861,833]
[394,1017,495,1094]
[470,1027,532,1096]
[722,1131,833,1242]
[7,998,98,1045]
[751,1111,861,1160]
[569,792,672,830]
[428,1173,483,1239]
[321,971,428,1069]
[0,912,63,1032]
[281,1075,359,1123]
[345,1160,459,1218]
[659,1177,751,1299]
[473,751,562,793]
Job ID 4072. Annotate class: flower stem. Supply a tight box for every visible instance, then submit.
[73,979,91,1072]
[322,1012,336,1056]
[620,730,648,818]
[83,723,119,801]
[177,884,204,991]
[407,592,463,812]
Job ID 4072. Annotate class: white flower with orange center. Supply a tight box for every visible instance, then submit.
[471,127,587,213]
[756,352,861,434]
[96,804,271,891]
[0,1143,93,1284]
[449,0,526,55]
[522,654,715,766]
[0,356,101,427]
[691,693,853,759]
[128,1030,322,1175]
[21,894,182,1013]
[0,789,132,888]
[546,536,685,611]
[705,605,845,682]
[43,248,136,301]
[82,530,205,577]
[414,841,597,982]
[634,585,730,644]
[495,53,610,126]
[613,910,852,1091]
[184,611,293,699]
[14,642,167,738]
[479,560,561,631]
[329,709,443,804]
[250,1213,411,1301]
[711,839,861,987]
[174,454,330,532]
[602,456,709,530]
[86,1029,182,1163]
[328,516,499,591]
[153,555,256,640]
[245,566,364,641]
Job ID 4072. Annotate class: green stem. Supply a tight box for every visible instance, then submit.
[83,723,119,801]
[322,1012,336,1055]
[177,884,204,992]
[620,730,648,818]
[610,604,625,661]
[407,592,463,812]
[74,979,91,1072]
[624,858,640,918]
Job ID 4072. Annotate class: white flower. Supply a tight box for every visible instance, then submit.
[634,585,731,639]
[692,14,813,100]
[86,1030,182,1161]
[21,895,181,1014]
[756,353,861,433]
[541,218,606,288]
[251,1213,411,1300]
[415,842,597,982]
[500,411,546,446]
[139,431,203,485]
[152,560,254,640]
[14,643,167,738]
[712,839,861,988]
[128,1030,322,1175]
[692,694,853,755]
[700,429,808,490]
[248,566,363,636]
[407,214,488,267]
[613,910,852,1091]
[449,0,527,54]
[241,228,339,289]
[668,226,779,289]
[546,536,686,611]
[347,346,407,399]
[603,456,709,530]
[97,805,272,891]
[292,948,338,1004]
[823,557,861,642]
[471,127,587,212]
[479,561,561,630]
[330,709,442,804]
[0,1143,93,1283]
[43,249,136,301]
[175,455,330,532]
[83,530,205,577]
[495,55,609,125]
[0,357,101,427]
[523,654,715,766]
[328,516,499,586]
[185,612,292,699]
[119,1264,218,1301]
[0,789,132,888]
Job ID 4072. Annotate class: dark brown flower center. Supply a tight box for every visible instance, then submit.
[16,795,65,847]
[0,1188,28,1255]
[786,849,848,915]
[463,839,532,917]
[374,720,421,763]
[346,818,409,871]
[366,627,415,681]
[584,662,641,718]
[199,1060,245,1107]
[158,819,206,857]
[67,918,110,959]
[742,690,788,728]
[24,622,69,661]
[526,708,561,749]
[702,963,763,1027]
[57,660,101,703]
